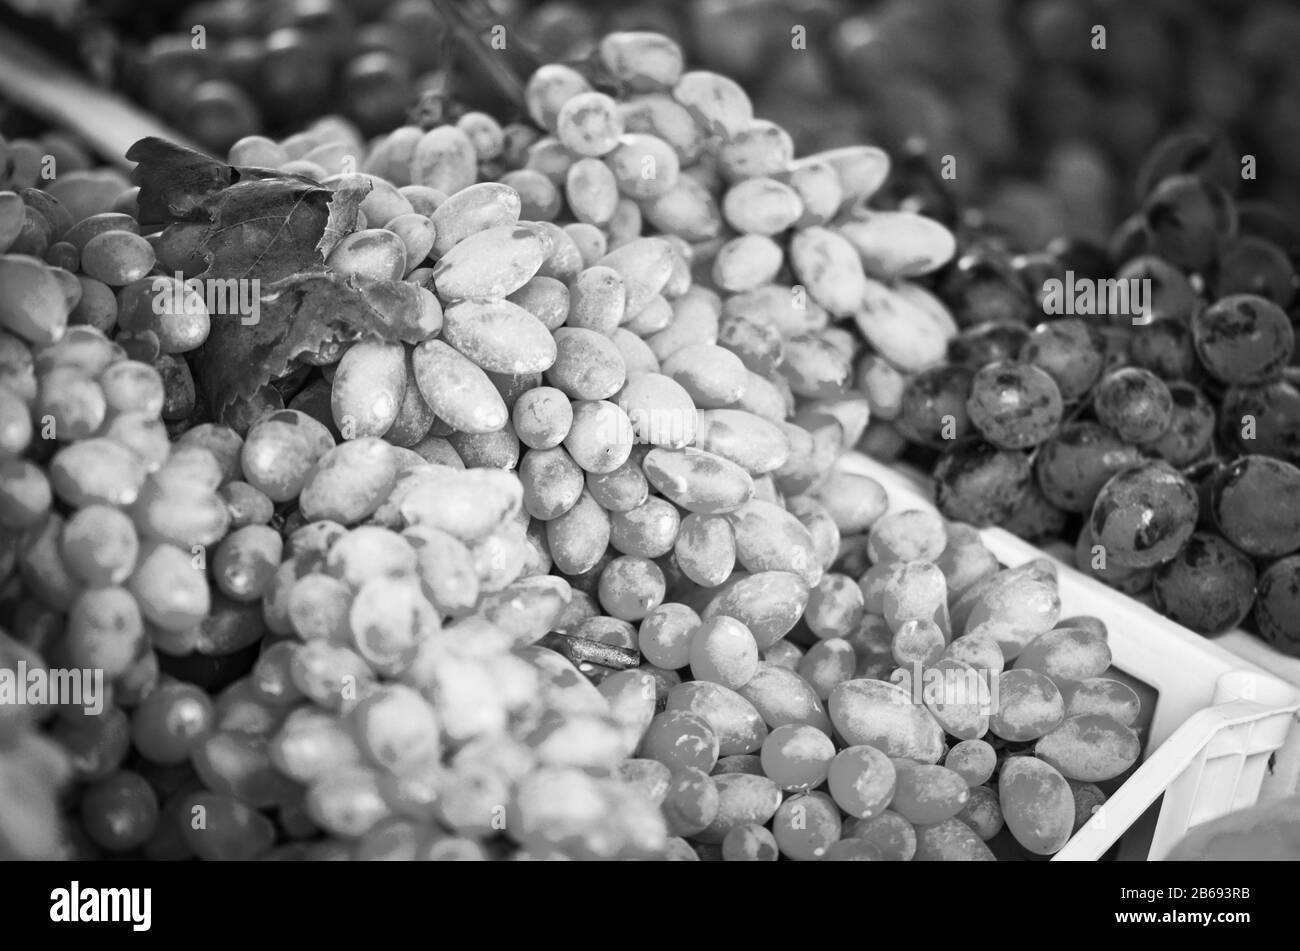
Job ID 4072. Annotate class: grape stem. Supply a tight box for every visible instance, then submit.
[428,0,544,115]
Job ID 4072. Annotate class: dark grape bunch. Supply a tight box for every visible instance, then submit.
[32,0,1300,248]
[866,125,1300,650]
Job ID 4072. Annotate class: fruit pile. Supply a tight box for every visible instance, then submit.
[864,127,1300,652]
[1,29,1152,861]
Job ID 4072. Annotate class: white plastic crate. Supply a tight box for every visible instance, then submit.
[838,452,1300,861]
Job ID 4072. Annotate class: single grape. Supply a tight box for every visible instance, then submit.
[965,361,1063,450]
[945,739,997,787]
[1021,318,1106,401]
[1093,367,1173,444]
[1255,556,1300,656]
[895,364,974,449]
[1141,173,1236,272]
[759,723,835,791]
[957,784,1004,840]
[1128,316,1197,381]
[1219,378,1300,463]
[1191,294,1293,385]
[771,791,842,860]
[1089,461,1199,569]
[80,770,159,852]
[1210,455,1300,557]
[934,440,1033,526]
[827,745,896,819]
[1149,383,1216,467]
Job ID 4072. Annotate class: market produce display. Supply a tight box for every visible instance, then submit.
[0,27,1164,861]
[5,0,1300,870]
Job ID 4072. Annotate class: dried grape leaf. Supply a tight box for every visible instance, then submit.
[316,174,373,260]
[198,178,334,283]
[127,137,314,227]
[192,272,407,413]
[127,137,233,225]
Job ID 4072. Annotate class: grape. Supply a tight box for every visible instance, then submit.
[660,767,719,838]
[1192,294,1293,385]
[80,771,159,852]
[934,440,1033,527]
[80,231,156,286]
[1137,129,1240,198]
[1152,533,1257,634]
[179,792,276,861]
[1089,461,1198,569]
[50,706,131,782]
[1255,556,1300,656]
[1021,319,1106,401]
[597,555,667,622]
[957,784,1004,840]
[0,460,53,530]
[1014,626,1111,684]
[945,739,997,787]
[796,638,855,700]
[827,745,896,819]
[64,587,145,678]
[1069,781,1107,833]
[1219,378,1300,462]
[1035,714,1142,782]
[688,617,759,689]
[349,577,438,676]
[822,838,883,861]
[1093,367,1174,444]
[720,823,778,861]
[998,755,1074,855]
[240,409,334,502]
[129,682,213,766]
[1141,174,1236,272]
[990,669,1065,742]
[772,791,842,860]
[638,711,719,774]
[759,724,835,791]
[34,367,107,441]
[804,573,865,639]
[1211,455,1300,557]
[895,365,973,449]
[1149,383,1216,466]
[842,809,916,861]
[1000,480,1067,543]
[890,763,970,825]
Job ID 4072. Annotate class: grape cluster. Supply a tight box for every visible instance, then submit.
[2,30,1147,860]
[863,125,1300,650]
